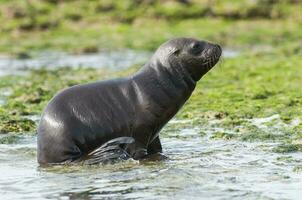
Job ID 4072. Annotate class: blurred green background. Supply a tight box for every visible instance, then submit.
[0,0,302,55]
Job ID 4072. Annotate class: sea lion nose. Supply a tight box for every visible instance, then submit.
[216,44,222,52]
[204,43,222,57]
[213,44,222,57]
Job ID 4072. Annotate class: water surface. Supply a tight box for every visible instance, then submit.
[0,50,150,76]
[0,117,301,200]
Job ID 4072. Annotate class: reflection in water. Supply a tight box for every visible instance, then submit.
[1,117,302,200]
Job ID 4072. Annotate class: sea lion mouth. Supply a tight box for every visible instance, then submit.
[202,44,222,71]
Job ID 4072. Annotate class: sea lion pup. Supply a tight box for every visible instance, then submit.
[37,37,222,165]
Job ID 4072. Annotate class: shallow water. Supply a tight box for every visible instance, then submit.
[1,117,302,200]
[0,89,11,106]
[0,49,238,76]
[0,50,150,76]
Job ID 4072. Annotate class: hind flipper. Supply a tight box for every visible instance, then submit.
[80,137,135,165]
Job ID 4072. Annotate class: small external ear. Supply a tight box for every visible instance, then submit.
[173,49,180,56]
[166,46,180,56]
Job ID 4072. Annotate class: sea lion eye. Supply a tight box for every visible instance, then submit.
[190,43,203,55]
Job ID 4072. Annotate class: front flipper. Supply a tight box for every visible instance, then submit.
[147,136,163,154]
[145,136,168,161]
[79,137,135,165]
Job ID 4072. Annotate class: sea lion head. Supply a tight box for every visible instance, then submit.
[152,37,222,82]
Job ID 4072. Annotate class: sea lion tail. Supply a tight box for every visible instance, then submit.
[82,137,135,165]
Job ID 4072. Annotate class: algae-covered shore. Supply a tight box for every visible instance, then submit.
[0,0,301,150]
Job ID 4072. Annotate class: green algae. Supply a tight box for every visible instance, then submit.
[276,156,293,162]
[293,166,302,173]
[180,54,302,122]
[0,134,21,144]
[273,143,302,153]
[210,132,236,140]
[0,118,36,134]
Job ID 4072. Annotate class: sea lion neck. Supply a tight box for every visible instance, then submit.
[130,60,196,127]
[136,58,196,92]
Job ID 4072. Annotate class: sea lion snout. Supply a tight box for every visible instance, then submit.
[213,44,222,58]
[203,43,222,59]
[199,42,222,71]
